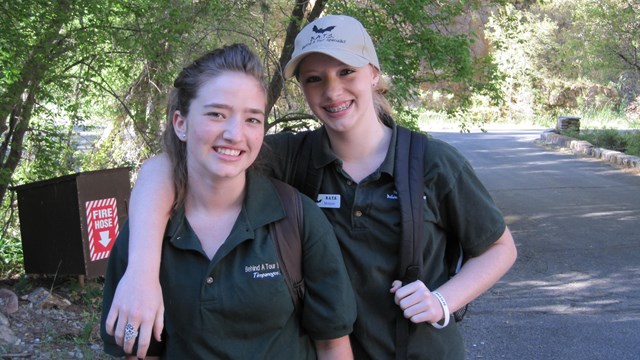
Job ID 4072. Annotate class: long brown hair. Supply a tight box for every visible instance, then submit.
[162,43,265,212]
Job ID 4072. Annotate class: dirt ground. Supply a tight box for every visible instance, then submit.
[0,276,113,359]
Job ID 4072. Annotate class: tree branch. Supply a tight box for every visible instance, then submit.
[266,1,328,121]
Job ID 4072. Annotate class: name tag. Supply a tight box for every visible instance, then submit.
[315,194,341,208]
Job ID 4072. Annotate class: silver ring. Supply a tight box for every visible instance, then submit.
[124,323,138,342]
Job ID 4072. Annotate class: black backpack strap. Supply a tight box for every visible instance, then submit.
[292,129,323,201]
[269,178,305,312]
[395,127,427,288]
[394,126,427,360]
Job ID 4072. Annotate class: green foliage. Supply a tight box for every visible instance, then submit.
[0,233,23,278]
[484,3,559,121]
[394,108,422,131]
[0,192,23,278]
[569,127,640,157]
[625,132,640,156]
[579,128,628,151]
[17,120,76,182]
[566,0,640,82]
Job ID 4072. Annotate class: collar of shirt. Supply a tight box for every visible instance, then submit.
[164,171,286,251]
[315,116,398,178]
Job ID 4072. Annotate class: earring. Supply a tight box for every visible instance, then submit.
[181,133,186,139]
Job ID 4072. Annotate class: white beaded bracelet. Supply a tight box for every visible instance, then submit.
[431,291,450,329]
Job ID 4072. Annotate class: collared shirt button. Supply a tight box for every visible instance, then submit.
[206,276,214,284]
[347,180,353,186]
[354,210,363,217]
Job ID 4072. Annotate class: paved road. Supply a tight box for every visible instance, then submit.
[430,129,640,360]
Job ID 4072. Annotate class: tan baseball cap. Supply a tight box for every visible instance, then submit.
[284,15,380,79]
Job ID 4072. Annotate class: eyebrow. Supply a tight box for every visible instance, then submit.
[204,103,265,115]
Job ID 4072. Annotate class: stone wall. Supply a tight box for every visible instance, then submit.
[539,130,640,169]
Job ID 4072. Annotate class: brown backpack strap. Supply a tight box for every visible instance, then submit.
[269,178,305,312]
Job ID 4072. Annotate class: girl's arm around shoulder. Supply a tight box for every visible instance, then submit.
[105,153,175,359]
[315,336,354,360]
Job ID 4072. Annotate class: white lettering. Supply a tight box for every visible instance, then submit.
[253,271,281,279]
[245,264,261,272]
[95,218,113,229]
[246,262,281,278]
[92,208,113,219]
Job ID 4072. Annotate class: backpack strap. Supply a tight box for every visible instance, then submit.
[394,126,427,360]
[269,178,305,312]
[395,127,427,289]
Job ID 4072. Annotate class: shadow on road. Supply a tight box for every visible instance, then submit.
[431,129,640,360]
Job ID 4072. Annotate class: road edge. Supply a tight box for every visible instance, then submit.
[538,129,640,170]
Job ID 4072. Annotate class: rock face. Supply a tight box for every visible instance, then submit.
[0,288,19,346]
[548,83,620,109]
[450,5,494,58]
[0,288,19,315]
[0,311,19,345]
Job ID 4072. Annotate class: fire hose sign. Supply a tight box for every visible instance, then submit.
[86,198,119,261]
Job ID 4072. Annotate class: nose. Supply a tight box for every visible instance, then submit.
[323,75,342,99]
[222,116,243,142]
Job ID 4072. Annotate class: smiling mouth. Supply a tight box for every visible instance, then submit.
[215,147,241,156]
[324,101,352,113]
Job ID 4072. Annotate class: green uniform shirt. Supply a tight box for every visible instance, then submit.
[263,120,506,360]
[101,172,356,359]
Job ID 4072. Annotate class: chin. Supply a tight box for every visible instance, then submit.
[323,117,357,132]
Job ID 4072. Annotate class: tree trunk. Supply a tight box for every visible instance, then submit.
[265,0,327,121]
[0,83,38,202]
[0,1,70,204]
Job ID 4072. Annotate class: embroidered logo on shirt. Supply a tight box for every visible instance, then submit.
[315,194,341,208]
[386,190,427,201]
[245,263,281,279]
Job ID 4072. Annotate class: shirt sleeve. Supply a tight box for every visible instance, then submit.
[259,132,301,182]
[297,194,357,340]
[425,138,506,257]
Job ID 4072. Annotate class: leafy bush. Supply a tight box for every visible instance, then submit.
[0,193,23,278]
[623,132,640,156]
[581,129,627,151]
[569,128,640,156]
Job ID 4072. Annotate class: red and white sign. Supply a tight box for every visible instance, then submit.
[86,198,119,261]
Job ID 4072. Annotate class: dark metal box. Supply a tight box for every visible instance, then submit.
[13,167,130,278]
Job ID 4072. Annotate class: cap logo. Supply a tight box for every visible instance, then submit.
[302,24,346,51]
[312,25,335,34]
